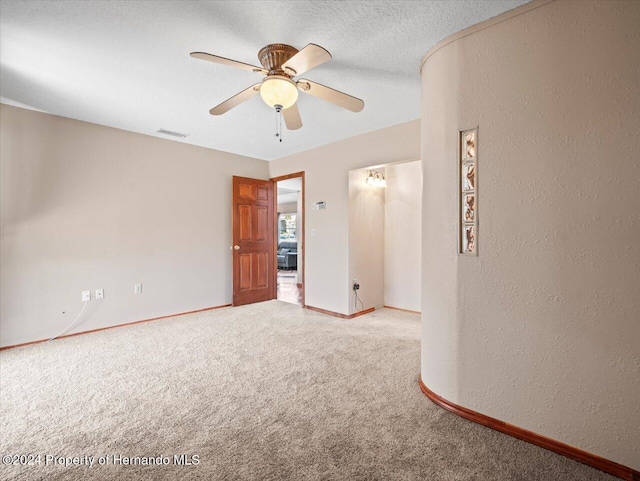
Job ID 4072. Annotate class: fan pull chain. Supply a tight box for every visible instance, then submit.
[275,104,283,143]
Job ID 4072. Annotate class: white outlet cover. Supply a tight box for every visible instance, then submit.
[82,290,91,301]
[95,288,104,299]
[134,284,142,294]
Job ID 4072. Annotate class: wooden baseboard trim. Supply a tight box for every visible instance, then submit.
[383,305,421,314]
[305,305,375,319]
[418,378,638,480]
[348,307,375,318]
[0,304,232,351]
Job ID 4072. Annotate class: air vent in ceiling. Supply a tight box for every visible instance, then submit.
[157,129,188,138]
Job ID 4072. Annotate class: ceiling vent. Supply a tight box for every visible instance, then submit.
[157,129,188,138]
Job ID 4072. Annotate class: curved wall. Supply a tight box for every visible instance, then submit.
[421,0,639,469]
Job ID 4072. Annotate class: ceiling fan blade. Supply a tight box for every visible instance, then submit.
[283,104,302,130]
[282,44,331,76]
[297,79,364,113]
[209,84,261,115]
[190,52,267,75]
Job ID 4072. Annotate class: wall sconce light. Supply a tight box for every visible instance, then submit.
[365,170,387,188]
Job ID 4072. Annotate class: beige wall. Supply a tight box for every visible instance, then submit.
[384,161,422,312]
[277,202,297,214]
[348,168,385,315]
[0,104,268,347]
[421,0,640,469]
[348,160,423,315]
[269,120,420,315]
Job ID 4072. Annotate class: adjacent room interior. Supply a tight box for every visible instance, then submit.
[275,176,303,305]
[348,160,422,316]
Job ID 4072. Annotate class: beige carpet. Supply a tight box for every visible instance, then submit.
[0,301,615,480]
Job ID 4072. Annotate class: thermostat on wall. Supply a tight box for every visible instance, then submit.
[313,201,326,210]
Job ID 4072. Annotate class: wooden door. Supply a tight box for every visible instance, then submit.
[232,176,275,306]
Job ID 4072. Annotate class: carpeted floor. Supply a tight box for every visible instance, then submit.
[0,301,615,480]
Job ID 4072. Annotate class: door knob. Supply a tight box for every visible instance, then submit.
[233,245,240,251]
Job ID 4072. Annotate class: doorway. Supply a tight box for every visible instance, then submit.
[348,160,422,315]
[271,172,305,306]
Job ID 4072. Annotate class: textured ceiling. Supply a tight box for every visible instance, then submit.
[0,0,528,161]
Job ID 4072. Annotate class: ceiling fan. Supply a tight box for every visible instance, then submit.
[190,43,364,131]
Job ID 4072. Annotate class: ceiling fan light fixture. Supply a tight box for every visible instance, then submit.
[260,75,298,109]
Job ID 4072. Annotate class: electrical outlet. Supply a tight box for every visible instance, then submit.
[82,290,91,301]
[95,288,104,299]
[353,282,360,291]
[134,284,142,294]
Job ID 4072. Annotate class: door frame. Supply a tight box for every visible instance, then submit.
[271,171,305,307]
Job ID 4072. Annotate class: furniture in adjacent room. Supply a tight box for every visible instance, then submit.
[277,241,297,270]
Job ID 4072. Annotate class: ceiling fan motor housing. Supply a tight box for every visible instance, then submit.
[258,44,299,75]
